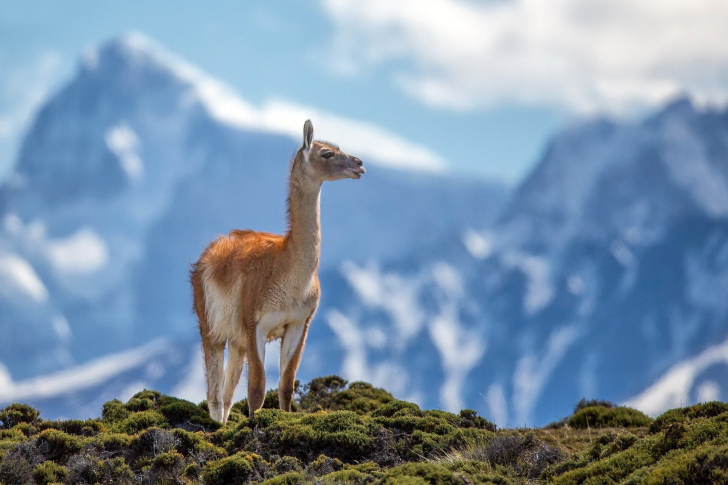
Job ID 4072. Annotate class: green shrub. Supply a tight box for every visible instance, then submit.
[127,390,162,407]
[129,428,180,462]
[66,454,134,485]
[203,451,267,485]
[149,450,185,483]
[574,399,615,413]
[159,397,221,431]
[297,376,394,414]
[0,404,40,429]
[458,409,497,432]
[101,399,130,423]
[97,456,134,484]
[270,455,303,475]
[38,418,103,436]
[231,388,293,419]
[88,432,132,456]
[306,454,344,476]
[261,471,305,485]
[0,442,40,485]
[318,468,374,483]
[465,434,563,479]
[35,429,83,462]
[642,442,728,485]
[32,460,68,484]
[66,454,101,484]
[113,410,168,434]
[372,401,423,419]
[568,406,651,429]
[274,411,375,462]
[172,428,224,460]
[650,401,728,433]
[382,462,468,484]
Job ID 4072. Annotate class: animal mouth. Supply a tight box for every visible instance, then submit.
[347,165,365,179]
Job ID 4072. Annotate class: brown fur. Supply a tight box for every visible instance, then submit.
[190,120,364,422]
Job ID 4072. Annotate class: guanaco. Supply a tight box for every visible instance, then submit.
[190,120,365,422]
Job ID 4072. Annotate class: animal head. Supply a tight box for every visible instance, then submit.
[300,120,365,182]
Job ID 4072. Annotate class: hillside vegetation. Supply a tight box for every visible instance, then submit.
[1,376,727,484]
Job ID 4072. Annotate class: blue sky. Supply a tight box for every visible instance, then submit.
[1,0,726,182]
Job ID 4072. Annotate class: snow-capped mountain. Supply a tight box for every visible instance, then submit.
[311,97,728,426]
[0,34,506,415]
[3,33,728,427]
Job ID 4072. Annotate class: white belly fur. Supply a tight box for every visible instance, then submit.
[256,308,311,342]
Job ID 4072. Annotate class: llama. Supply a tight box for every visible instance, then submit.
[190,120,365,422]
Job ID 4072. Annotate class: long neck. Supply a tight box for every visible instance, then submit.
[285,155,322,270]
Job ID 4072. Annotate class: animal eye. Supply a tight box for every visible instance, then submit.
[321,150,335,159]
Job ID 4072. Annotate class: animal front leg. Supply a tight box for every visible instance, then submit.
[278,315,312,411]
[247,327,267,417]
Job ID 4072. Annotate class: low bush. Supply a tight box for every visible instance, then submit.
[0,403,40,429]
[0,442,42,485]
[202,451,267,485]
[32,460,69,484]
[1,377,727,485]
[568,405,652,429]
[113,410,168,434]
[35,429,83,462]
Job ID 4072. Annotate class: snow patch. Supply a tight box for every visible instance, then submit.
[342,261,425,344]
[624,336,728,416]
[696,381,721,403]
[428,262,484,412]
[429,315,485,412]
[502,253,554,315]
[51,316,72,343]
[462,230,493,259]
[0,252,48,302]
[512,325,580,425]
[46,228,108,274]
[326,310,368,382]
[486,384,508,428]
[0,339,171,402]
[106,124,144,180]
[172,348,207,403]
[325,310,419,403]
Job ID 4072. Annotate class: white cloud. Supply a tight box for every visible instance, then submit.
[321,0,728,114]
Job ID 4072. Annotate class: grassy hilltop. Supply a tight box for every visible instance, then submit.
[1,376,728,484]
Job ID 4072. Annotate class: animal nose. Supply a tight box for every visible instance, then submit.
[354,158,363,166]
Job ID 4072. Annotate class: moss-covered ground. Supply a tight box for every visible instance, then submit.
[1,375,727,484]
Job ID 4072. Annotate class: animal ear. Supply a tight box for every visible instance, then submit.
[303,119,313,150]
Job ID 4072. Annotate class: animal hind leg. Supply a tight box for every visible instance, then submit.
[221,343,246,424]
[279,314,312,411]
[246,325,268,417]
[202,338,225,422]
[192,268,225,423]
